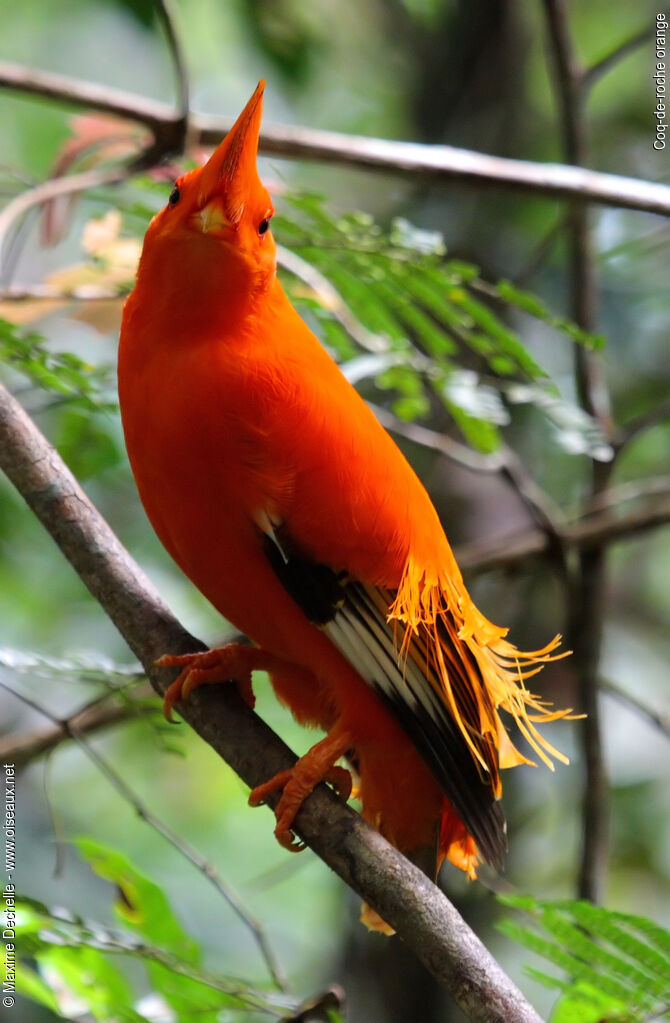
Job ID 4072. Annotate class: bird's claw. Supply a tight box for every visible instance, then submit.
[156,646,256,721]
[248,749,353,854]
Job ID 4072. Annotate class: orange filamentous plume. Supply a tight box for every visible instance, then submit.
[389,554,573,779]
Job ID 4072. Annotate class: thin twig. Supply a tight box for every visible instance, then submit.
[584,26,655,90]
[0,677,288,993]
[599,677,670,738]
[543,0,612,905]
[0,166,129,280]
[498,446,567,548]
[155,0,189,121]
[0,689,153,767]
[455,494,670,574]
[369,403,506,472]
[0,284,124,301]
[512,212,568,284]
[581,475,670,513]
[43,753,68,879]
[2,61,670,216]
[616,399,670,451]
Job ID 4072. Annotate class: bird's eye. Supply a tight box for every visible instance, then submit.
[168,186,181,207]
[258,217,271,236]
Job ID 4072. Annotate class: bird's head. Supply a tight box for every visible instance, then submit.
[139,81,276,302]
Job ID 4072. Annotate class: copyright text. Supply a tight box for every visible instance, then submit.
[3,764,16,1008]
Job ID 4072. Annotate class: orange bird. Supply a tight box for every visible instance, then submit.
[119,82,570,930]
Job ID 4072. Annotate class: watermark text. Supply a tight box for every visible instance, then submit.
[3,764,15,1008]
[655,14,668,149]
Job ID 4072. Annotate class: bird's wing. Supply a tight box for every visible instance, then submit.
[262,524,507,868]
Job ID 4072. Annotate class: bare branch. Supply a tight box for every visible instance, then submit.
[369,403,506,473]
[2,61,670,217]
[0,381,545,1021]
[0,62,176,131]
[617,400,670,450]
[456,494,670,575]
[599,677,670,738]
[584,26,654,89]
[543,0,612,904]
[155,0,189,121]
[0,689,152,767]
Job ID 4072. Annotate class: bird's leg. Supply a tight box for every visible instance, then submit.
[249,726,353,851]
[157,644,311,721]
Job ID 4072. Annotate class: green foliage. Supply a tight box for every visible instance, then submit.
[11,841,299,1021]
[498,894,670,1022]
[274,192,610,456]
[0,318,115,413]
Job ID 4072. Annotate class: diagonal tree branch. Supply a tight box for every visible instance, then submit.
[2,61,670,216]
[584,26,654,89]
[0,380,544,1023]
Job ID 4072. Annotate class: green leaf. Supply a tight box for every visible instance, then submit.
[14,963,61,1013]
[74,838,198,957]
[0,318,116,412]
[550,982,630,1023]
[42,944,146,1023]
[444,401,502,453]
[498,895,670,1023]
[496,280,606,350]
[14,895,294,1021]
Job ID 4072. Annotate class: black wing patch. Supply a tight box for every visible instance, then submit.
[261,525,506,869]
[327,585,506,869]
[262,530,346,626]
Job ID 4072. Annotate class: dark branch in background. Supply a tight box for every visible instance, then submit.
[616,399,670,450]
[456,496,670,574]
[599,678,670,739]
[155,0,189,123]
[0,380,546,1023]
[543,0,612,906]
[584,26,654,89]
[1,62,670,216]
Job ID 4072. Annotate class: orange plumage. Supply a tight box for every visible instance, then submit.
[118,82,571,930]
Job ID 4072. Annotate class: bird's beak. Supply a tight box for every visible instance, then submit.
[197,80,265,229]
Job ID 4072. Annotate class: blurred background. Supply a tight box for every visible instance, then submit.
[0,1,669,1020]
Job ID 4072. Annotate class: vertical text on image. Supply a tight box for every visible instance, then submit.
[655,13,668,149]
[3,763,16,1008]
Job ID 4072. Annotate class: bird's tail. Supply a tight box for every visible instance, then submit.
[388,551,573,785]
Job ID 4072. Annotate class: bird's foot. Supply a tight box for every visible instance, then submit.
[157,643,266,720]
[249,727,353,851]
